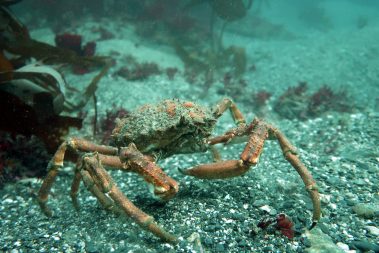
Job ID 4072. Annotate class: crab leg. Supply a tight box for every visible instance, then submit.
[181,118,321,228]
[80,167,123,215]
[210,146,222,162]
[70,169,82,210]
[180,119,266,179]
[270,127,321,228]
[179,160,250,179]
[212,97,246,125]
[207,98,248,161]
[82,154,177,243]
[70,155,125,213]
[38,138,118,216]
[119,143,179,201]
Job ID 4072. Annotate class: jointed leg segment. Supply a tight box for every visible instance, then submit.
[80,154,177,242]
[38,137,118,216]
[38,138,178,243]
[181,118,321,228]
[271,128,321,227]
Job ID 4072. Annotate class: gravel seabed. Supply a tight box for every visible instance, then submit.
[1,2,379,252]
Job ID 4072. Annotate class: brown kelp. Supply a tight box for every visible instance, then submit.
[0,2,112,183]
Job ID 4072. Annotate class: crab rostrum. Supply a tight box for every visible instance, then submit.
[38,98,321,243]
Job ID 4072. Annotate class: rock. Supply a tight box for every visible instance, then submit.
[86,242,100,253]
[352,179,366,186]
[253,199,266,207]
[249,223,260,237]
[304,227,345,253]
[366,226,379,236]
[203,237,214,246]
[187,232,205,253]
[352,203,379,219]
[238,240,248,247]
[302,237,312,248]
[336,242,349,251]
[258,205,277,215]
[351,240,379,253]
[215,243,225,251]
[317,223,330,234]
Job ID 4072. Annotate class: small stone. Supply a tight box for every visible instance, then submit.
[346,199,356,206]
[304,228,344,253]
[2,198,14,204]
[318,223,330,234]
[365,226,379,236]
[345,192,355,199]
[353,179,366,186]
[336,242,349,251]
[215,243,225,251]
[353,203,379,219]
[253,199,266,207]
[263,246,273,252]
[178,240,188,248]
[249,224,260,237]
[259,205,272,214]
[86,243,100,253]
[326,177,340,186]
[302,237,312,248]
[203,237,213,246]
[204,225,216,232]
[238,240,248,247]
[351,240,379,252]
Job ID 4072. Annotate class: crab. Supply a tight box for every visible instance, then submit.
[38,98,321,243]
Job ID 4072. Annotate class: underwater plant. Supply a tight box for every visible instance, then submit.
[252,90,272,107]
[0,132,50,188]
[184,0,253,22]
[55,33,97,66]
[165,67,178,80]
[257,213,295,240]
[173,41,247,93]
[307,85,353,116]
[0,85,83,153]
[0,2,112,181]
[273,82,354,120]
[98,106,129,144]
[273,82,309,120]
[0,4,111,72]
[116,62,161,81]
[173,0,252,95]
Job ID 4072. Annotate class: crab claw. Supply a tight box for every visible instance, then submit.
[120,143,179,201]
[148,176,179,201]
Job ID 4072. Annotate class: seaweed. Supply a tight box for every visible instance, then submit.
[115,61,161,81]
[209,0,253,22]
[273,82,355,120]
[184,0,253,22]
[165,67,178,80]
[252,90,272,108]
[1,3,113,114]
[257,214,295,240]
[0,132,50,188]
[97,106,129,144]
[0,89,82,153]
[0,4,112,183]
[173,41,247,90]
[1,5,110,70]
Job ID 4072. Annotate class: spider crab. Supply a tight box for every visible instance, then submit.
[38,98,321,243]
